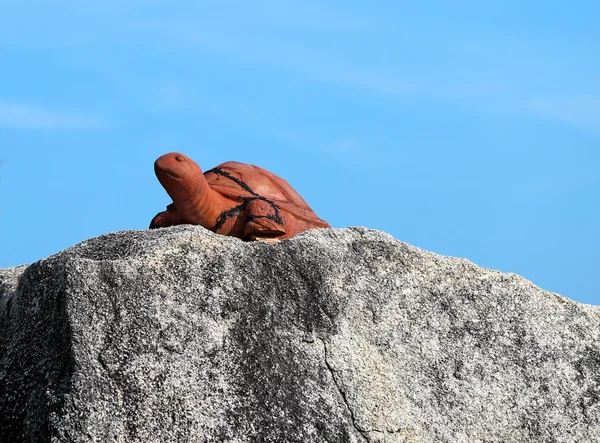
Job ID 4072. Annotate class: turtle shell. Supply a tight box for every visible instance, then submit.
[204,161,328,225]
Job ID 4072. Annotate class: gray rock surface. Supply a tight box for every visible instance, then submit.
[1,225,599,442]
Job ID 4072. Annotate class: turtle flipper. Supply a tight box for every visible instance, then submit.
[150,203,186,228]
[243,199,286,241]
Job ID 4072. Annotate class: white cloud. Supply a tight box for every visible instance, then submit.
[147,21,600,137]
[231,0,372,30]
[0,103,101,130]
[518,95,600,134]
[180,28,600,134]
[181,31,418,97]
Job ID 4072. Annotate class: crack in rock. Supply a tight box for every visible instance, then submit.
[318,337,369,443]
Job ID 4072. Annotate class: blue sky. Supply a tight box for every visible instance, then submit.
[0,1,598,305]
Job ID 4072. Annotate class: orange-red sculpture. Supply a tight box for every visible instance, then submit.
[150,153,330,242]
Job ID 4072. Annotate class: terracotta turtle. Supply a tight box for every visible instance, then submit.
[149,152,330,242]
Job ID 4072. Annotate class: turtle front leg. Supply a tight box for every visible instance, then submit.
[243,199,287,242]
[149,203,186,228]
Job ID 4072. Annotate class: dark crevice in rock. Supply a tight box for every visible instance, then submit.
[319,338,369,443]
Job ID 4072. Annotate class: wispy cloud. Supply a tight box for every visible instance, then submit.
[182,31,418,97]
[134,10,600,138]
[173,28,599,135]
[4,1,598,136]
[0,103,101,130]
[517,95,600,134]
[229,0,373,31]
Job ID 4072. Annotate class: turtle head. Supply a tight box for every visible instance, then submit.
[154,152,199,183]
[154,152,205,204]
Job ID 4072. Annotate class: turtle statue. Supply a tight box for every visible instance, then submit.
[149,152,330,242]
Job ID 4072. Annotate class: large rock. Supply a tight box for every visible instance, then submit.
[1,226,599,442]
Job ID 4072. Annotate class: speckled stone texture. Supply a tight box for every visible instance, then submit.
[1,226,599,442]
